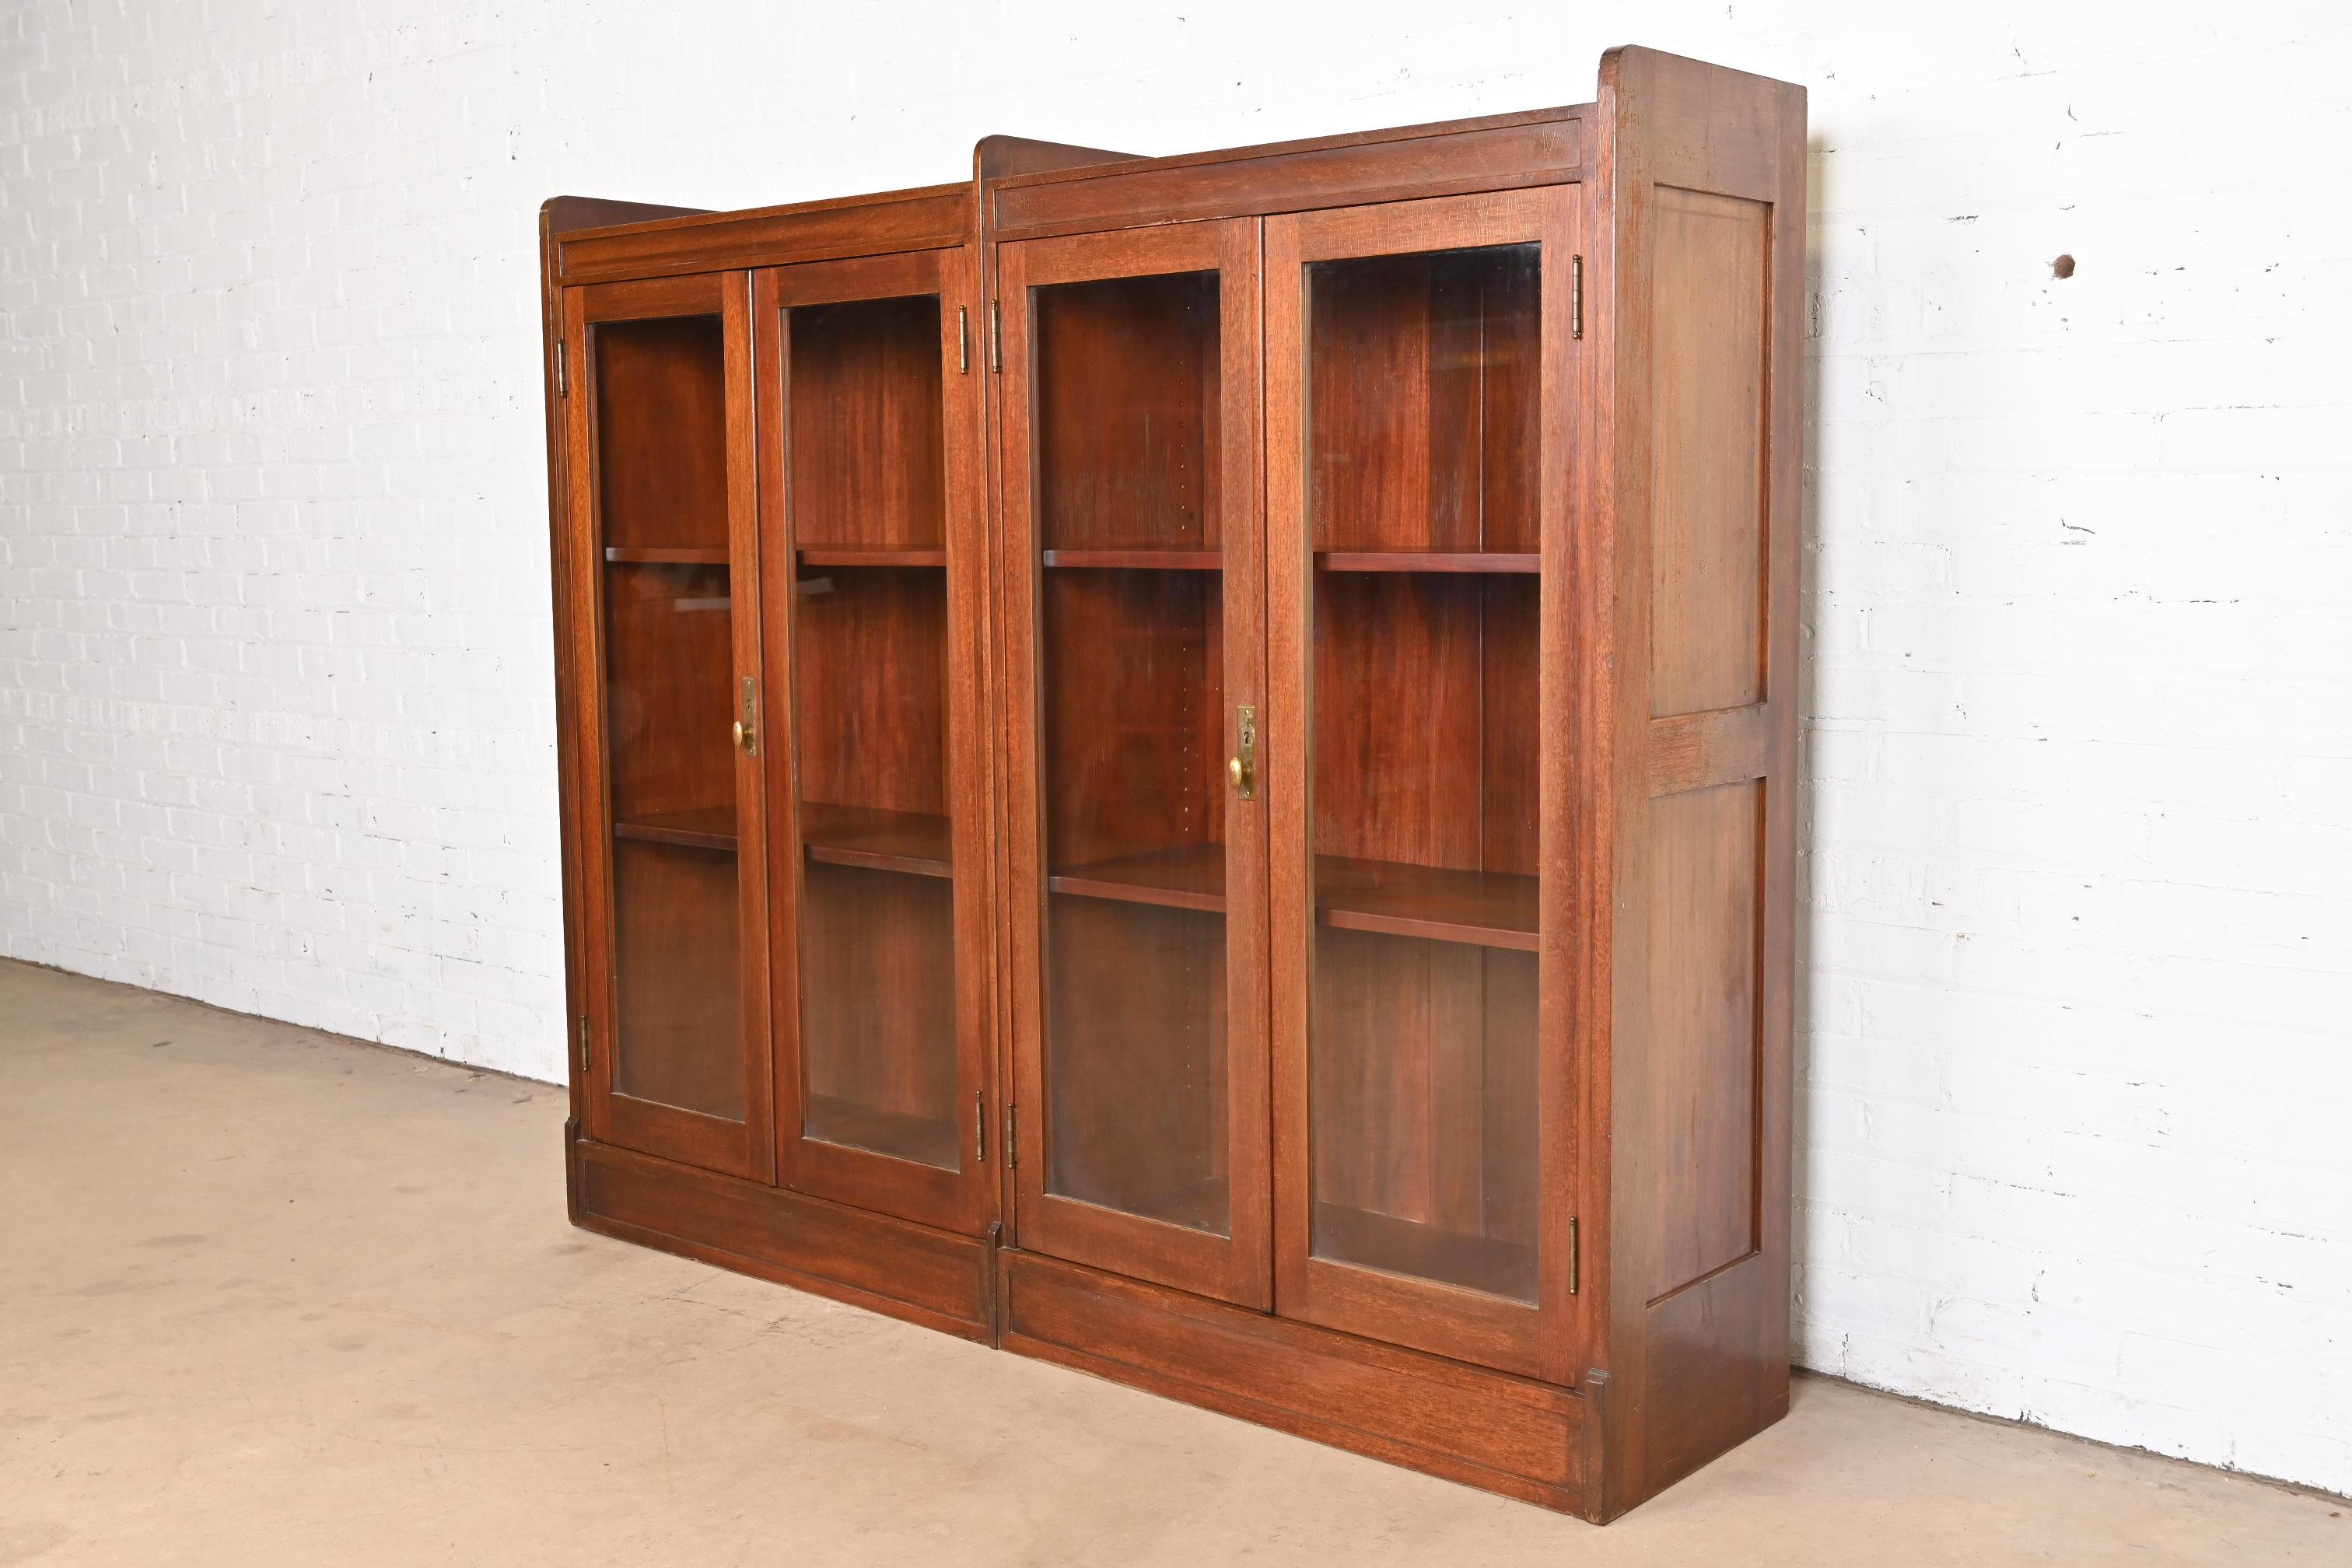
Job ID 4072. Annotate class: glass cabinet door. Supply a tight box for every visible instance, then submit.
[999,220,1270,1308]
[755,248,995,1236]
[1265,189,1583,1379]
[564,273,772,1181]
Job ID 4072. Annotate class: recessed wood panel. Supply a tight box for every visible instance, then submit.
[1647,187,1768,717]
[1645,779,1763,1298]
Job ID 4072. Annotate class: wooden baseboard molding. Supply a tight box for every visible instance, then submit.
[998,1248,1593,1515]
[570,1135,999,1344]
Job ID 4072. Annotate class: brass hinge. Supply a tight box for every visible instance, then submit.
[1568,1216,1580,1295]
[555,339,568,396]
[576,1013,590,1077]
[956,306,969,375]
[1570,256,1584,341]
[974,1091,986,1163]
[1004,1101,1017,1167]
[988,299,1002,373]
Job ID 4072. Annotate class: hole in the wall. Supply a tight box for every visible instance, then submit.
[2051,253,2077,279]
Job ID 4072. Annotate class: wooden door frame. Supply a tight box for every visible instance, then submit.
[752,245,999,1237]
[1263,186,1590,1380]
[995,217,1272,1309]
[562,270,775,1182]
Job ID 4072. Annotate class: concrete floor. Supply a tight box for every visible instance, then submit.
[2,959,2342,1566]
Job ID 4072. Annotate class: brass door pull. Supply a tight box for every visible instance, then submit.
[734,677,758,754]
[1230,705,1256,799]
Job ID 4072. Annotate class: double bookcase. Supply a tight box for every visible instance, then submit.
[540,47,1804,1520]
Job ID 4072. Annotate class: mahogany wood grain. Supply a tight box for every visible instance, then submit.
[788,292,947,551]
[1591,44,1806,1516]
[797,547,946,568]
[999,1248,1588,1512]
[972,135,1140,182]
[991,111,1586,241]
[604,545,730,565]
[798,802,952,877]
[1317,551,1539,573]
[1039,548,1222,570]
[576,1137,996,1342]
[1307,240,1539,554]
[558,184,971,285]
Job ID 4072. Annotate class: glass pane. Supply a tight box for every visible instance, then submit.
[787,295,961,1169]
[1305,244,1542,1300]
[1034,270,1231,1234]
[595,313,744,1122]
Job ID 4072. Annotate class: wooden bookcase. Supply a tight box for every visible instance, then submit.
[538,47,1804,1521]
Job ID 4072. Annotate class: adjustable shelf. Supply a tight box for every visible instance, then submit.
[1044,846,1537,950]
[799,802,952,879]
[797,547,947,569]
[1315,856,1538,951]
[612,804,737,852]
[1047,843,1224,912]
[1041,549,1223,570]
[1315,551,1538,574]
[605,545,730,565]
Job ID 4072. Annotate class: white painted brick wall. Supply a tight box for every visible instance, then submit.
[2,0,2346,1497]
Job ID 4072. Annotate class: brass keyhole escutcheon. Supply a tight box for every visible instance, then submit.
[1230,705,1256,799]
[734,677,758,754]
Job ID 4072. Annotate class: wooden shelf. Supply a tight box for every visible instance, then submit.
[800,803,952,879]
[1048,844,1226,913]
[1311,1201,1537,1303]
[1045,846,1536,949]
[1316,551,1539,574]
[1317,856,1538,951]
[1041,549,1223,571]
[612,804,737,852]
[797,547,947,569]
[605,546,730,566]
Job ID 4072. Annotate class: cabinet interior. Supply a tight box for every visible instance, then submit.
[1306,242,1543,1301]
[786,293,961,1170]
[1032,268,1234,1235]
[593,313,746,1118]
